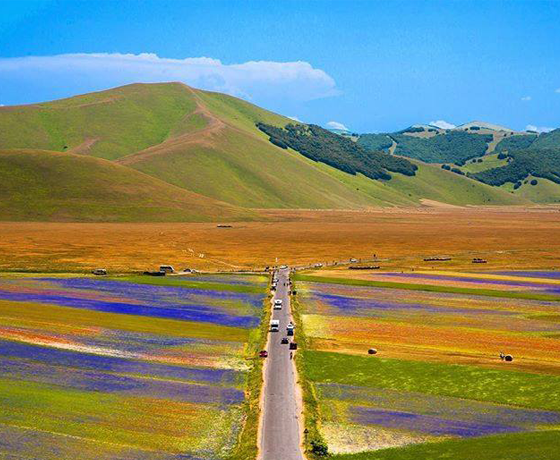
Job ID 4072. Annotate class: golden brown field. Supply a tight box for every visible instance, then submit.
[1,207,559,273]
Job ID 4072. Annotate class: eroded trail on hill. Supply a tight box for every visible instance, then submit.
[116,87,226,166]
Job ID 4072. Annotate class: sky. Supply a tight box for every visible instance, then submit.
[0,0,559,133]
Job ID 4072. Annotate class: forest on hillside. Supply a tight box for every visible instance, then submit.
[471,149,560,186]
[257,123,417,180]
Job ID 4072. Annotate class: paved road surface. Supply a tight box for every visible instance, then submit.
[260,267,304,460]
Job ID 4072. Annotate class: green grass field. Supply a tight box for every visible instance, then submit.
[330,431,560,460]
[304,351,560,411]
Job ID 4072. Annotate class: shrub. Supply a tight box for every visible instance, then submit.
[451,167,465,175]
[269,137,288,149]
[497,152,508,160]
[531,179,538,185]
[441,164,451,170]
[310,439,329,457]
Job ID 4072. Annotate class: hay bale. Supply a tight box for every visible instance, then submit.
[368,348,377,355]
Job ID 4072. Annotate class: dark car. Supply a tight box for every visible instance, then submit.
[281,337,289,345]
[259,350,268,358]
[289,342,298,350]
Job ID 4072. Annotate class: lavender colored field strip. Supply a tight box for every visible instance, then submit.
[374,272,559,291]
[319,383,560,427]
[492,271,560,280]
[310,292,514,318]
[0,340,240,385]
[0,290,259,328]
[2,358,243,405]
[350,406,525,437]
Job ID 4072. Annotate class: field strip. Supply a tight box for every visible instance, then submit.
[294,274,560,302]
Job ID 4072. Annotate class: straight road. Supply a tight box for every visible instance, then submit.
[260,267,304,460]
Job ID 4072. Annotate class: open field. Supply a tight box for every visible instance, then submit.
[294,270,560,458]
[0,274,268,459]
[1,208,560,273]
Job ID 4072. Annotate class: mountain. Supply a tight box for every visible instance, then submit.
[0,84,529,221]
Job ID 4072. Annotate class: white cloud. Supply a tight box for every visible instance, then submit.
[429,120,456,129]
[288,116,302,122]
[555,88,560,94]
[521,96,532,101]
[0,53,339,103]
[525,124,554,133]
[326,121,349,131]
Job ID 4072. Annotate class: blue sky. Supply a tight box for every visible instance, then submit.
[0,0,559,132]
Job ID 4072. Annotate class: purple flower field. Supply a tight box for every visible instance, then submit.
[0,277,265,328]
[350,407,524,437]
[0,274,267,458]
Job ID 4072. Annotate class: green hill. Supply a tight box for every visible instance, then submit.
[0,83,531,219]
[0,149,254,221]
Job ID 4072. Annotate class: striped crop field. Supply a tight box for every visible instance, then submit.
[294,270,560,458]
[0,274,267,459]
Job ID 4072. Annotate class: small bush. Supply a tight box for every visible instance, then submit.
[269,137,288,149]
[441,164,451,170]
[310,439,329,456]
[451,167,465,175]
[531,179,538,185]
[514,181,522,190]
[497,152,508,160]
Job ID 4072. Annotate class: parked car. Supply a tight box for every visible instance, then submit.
[259,350,268,358]
[281,337,289,344]
[159,265,175,273]
[92,268,107,276]
[289,342,298,350]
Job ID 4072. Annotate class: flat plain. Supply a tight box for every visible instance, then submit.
[1,208,559,273]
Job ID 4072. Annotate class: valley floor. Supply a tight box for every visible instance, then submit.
[1,207,559,273]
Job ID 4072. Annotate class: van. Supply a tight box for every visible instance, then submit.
[159,265,175,274]
[270,320,280,332]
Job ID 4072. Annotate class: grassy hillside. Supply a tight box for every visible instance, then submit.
[0,83,200,160]
[0,149,253,221]
[0,83,536,215]
[531,128,560,149]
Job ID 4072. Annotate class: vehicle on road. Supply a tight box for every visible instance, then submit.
[274,299,283,310]
[287,322,295,336]
[259,350,268,358]
[92,268,107,275]
[280,265,288,269]
[289,342,298,350]
[281,337,289,344]
[270,319,280,332]
[159,265,175,273]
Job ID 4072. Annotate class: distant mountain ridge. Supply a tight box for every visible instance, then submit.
[0,83,536,221]
[357,122,560,203]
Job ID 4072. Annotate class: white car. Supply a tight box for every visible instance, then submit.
[273,299,283,310]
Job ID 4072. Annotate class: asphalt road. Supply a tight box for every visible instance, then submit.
[260,267,304,460]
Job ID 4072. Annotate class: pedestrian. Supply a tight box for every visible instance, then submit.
[290,352,293,360]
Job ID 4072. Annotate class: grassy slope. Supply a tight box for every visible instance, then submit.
[0,83,198,160]
[127,86,527,208]
[0,83,531,210]
[0,149,254,222]
[502,177,560,204]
